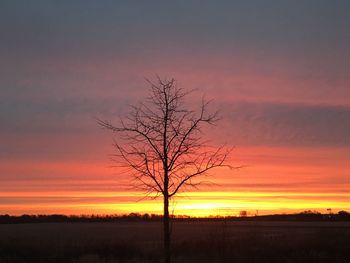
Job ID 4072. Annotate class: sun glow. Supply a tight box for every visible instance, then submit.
[2,189,350,217]
[1,146,350,216]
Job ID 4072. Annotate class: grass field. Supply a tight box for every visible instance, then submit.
[1,221,350,262]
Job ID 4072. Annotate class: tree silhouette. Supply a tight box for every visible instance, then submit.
[98,77,231,263]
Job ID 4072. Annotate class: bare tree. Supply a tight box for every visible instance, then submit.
[98,77,231,263]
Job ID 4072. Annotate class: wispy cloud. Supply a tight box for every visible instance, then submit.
[217,101,350,146]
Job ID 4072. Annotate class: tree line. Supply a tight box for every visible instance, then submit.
[1,210,349,224]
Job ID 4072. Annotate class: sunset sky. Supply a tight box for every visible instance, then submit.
[1,1,350,216]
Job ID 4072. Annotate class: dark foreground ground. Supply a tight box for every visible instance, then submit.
[1,221,350,263]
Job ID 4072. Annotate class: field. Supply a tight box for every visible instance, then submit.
[1,221,350,263]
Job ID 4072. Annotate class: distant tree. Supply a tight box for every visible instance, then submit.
[239,210,248,217]
[98,77,231,263]
[338,210,350,220]
[338,210,350,216]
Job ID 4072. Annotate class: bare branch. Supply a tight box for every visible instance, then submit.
[98,77,233,200]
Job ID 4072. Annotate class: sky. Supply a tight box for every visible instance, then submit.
[1,0,350,216]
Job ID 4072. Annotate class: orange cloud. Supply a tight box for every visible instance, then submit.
[1,146,349,216]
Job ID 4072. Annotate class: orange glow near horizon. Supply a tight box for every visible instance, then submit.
[1,190,350,217]
[2,1,350,220]
[1,146,349,217]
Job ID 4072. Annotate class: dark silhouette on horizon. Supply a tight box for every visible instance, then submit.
[2,210,349,224]
[97,77,231,263]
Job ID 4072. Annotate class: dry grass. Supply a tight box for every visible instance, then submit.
[1,221,350,262]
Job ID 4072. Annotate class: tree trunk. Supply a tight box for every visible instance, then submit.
[163,193,170,263]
